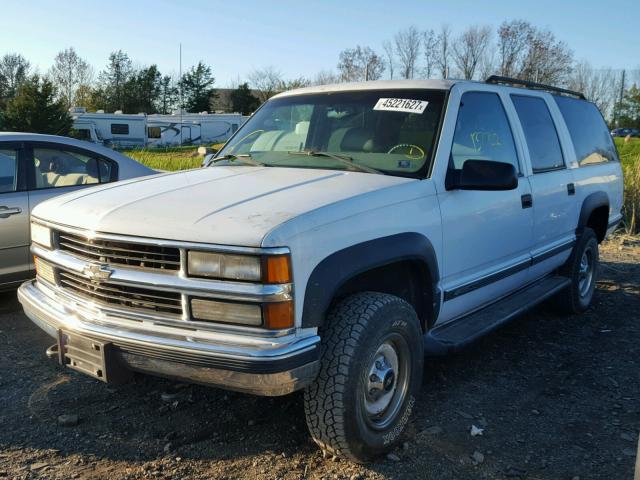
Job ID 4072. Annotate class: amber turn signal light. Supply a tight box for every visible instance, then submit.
[263,301,294,329]
[263,255,291,284]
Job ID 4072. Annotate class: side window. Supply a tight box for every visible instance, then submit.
[511,95,564,172]
[554,96,618,166]
[148,127,161,139]
[0,148,19,193]
[32,147,112,189]
[450,92,519,171]
[111,123,129,135]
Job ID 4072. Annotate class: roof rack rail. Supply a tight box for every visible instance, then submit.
[485,75,585,99]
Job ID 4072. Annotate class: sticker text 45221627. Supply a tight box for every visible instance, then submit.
[373,98,429,114]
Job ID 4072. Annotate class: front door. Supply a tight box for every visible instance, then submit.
[0,143,30,287]
[437,90,534,323]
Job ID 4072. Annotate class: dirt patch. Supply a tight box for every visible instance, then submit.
[0,237,638,479]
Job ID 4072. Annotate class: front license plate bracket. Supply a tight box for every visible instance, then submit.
[57,330,132,384]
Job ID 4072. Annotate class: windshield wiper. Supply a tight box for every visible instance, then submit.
[208,153,265,167]
[287,150,382,174]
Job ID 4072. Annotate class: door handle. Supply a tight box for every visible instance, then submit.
[567,183,576,195]
[0,206,22,219]
[521,194,533,209]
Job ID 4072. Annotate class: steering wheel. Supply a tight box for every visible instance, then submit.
[386,144,425,159]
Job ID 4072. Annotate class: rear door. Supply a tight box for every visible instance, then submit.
[509,94,578,278]
[0,142,30,287]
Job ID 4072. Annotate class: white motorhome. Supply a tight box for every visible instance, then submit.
[70,109,147,148]
[71,108,246,148]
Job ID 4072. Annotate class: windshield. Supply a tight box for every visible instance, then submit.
[217,89,446,178]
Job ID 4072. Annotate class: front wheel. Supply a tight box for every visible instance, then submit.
[303,292,424,462]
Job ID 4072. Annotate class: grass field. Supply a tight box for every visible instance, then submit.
[616,137,640,234]
[122,144,225,171]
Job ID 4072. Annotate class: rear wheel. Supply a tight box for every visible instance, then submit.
[303,292,424,462]
[553,227,599,314]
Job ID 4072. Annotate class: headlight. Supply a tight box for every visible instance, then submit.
[187,251,291,283]
[31,223,52,249]
[188,251,262,281]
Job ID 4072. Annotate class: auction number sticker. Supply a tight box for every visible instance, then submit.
[373,98,429,114]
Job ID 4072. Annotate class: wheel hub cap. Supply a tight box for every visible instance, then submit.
[364,343,399,417]
[578,248,594,298]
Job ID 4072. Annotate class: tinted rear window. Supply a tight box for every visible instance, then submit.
[511,95,564,172]
[554,96,618,166]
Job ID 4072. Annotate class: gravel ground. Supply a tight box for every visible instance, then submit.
[0,237,638,480]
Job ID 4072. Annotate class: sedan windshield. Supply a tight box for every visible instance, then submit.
[217,89,446,178]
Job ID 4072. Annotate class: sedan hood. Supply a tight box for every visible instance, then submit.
[33,166,411,246]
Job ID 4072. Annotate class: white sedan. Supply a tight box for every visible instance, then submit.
[0,133,155,290]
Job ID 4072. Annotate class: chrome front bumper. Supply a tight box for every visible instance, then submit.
[18,280,320,396]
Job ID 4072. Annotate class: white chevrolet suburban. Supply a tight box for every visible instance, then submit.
[19,76,623,462]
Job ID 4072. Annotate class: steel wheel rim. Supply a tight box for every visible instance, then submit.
[578,247,595,298]
[361,334,411,431]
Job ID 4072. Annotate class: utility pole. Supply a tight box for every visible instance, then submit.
[616,69,626,127]
[179,43,183,145]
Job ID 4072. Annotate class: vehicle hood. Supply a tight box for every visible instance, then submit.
[33,166,413,246]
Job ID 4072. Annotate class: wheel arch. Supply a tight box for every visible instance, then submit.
[577,191,610,243]
[301,233,440,331]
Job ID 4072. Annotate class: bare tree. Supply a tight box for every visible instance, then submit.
[568,61,618,118]
[436,25,452,79]
[337,46,384,82]
[382,40,395,80]
[49,47,93,109]
[248,66,284,102]
[0,53,30,101]
[394,26,421,79]
[452,25,492,80]
[497,20,530,77]
[312,69,340,85]
[497,20,573,85]
[421,29,439,79]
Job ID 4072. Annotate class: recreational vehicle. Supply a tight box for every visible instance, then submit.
[70,108,246,148]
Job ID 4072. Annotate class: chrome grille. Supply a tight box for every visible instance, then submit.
[57,231,181,271]
[58,269,183,317]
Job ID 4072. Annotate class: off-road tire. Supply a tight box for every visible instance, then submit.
[553,227,599,314]
[303,292,424,462]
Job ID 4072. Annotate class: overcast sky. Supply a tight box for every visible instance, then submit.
[1,0,637,85]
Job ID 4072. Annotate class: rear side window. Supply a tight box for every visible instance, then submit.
[554,96,618,165]
[511,95,564,173]
[32,147,114,189]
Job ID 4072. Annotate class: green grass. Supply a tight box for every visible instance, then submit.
[615,138,640,234]
[122,143,226,171]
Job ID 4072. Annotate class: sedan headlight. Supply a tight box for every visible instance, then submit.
[31,223,52,249]
[187,251,291,283]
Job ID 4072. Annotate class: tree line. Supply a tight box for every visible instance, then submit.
[0,18,639,136]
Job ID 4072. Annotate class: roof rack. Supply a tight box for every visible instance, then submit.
[485,75,585,99]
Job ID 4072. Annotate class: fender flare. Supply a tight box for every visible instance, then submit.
[301,233,440,329]
[576,191,609,235]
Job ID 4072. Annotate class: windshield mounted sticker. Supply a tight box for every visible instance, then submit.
[373,98,429,114]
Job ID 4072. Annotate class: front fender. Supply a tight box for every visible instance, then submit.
[301,233,440,328]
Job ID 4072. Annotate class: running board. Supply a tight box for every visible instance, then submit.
[424,276,571,355]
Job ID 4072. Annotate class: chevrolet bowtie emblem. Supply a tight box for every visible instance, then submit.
[83,263,113,281]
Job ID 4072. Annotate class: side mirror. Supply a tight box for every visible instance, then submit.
[449,159,518,191]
